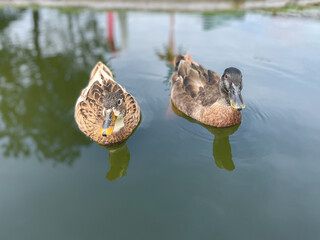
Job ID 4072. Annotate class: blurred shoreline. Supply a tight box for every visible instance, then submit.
[0,0,319,11]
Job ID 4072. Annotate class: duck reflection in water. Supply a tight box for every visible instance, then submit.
[102,143,130,181]
[171,102,240,171]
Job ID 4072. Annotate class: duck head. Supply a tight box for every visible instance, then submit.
[220,67,245,110]
[100,92,126,137]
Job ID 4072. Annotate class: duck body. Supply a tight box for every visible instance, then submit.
[170,54,245,128]
[75,62,140,146]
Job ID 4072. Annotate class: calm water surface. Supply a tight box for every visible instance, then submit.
[1,8,320,240]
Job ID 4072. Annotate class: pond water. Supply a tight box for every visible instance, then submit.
[1,7,320,240]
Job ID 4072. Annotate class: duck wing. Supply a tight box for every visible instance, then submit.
[171,54,221,106]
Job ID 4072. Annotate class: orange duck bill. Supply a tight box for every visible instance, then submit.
[100,110,116,136]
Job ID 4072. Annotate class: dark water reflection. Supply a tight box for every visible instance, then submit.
[0,9,115,163]
[171,102,240,171]
[103,143,130,181]
[1,7,320,240]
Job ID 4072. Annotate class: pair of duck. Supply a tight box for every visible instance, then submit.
[74,54,245,145]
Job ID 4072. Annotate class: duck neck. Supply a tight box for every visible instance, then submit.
[219,82,230,107]
[113,115,125,133]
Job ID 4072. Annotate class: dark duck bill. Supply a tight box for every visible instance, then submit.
[100,110,116,136]
[229,83,245,110]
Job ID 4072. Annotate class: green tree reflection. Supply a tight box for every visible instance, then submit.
[202,11,245,31]
[0,9,117,164]
[0,8,25,31]
[171,102,240,171]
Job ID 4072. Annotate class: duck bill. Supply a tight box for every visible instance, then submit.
[100,110,116,136]
[229,86,245,110]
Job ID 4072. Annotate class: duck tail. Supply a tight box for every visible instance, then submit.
[170,54,186,86]
[173,54,186,71]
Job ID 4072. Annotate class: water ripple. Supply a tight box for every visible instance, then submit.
[178,122,213,143]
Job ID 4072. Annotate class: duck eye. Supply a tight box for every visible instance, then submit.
[224,75,228,79]
[117,99,122,105]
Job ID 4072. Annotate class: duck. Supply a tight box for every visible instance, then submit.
[74,61,140,146]
[170,54,245,127]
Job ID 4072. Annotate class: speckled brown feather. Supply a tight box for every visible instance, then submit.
[74,62,140,145]
[170,54,241,127]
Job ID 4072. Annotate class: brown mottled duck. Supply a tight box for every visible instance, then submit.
[74,62,140,145]
[170,54,245,127]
